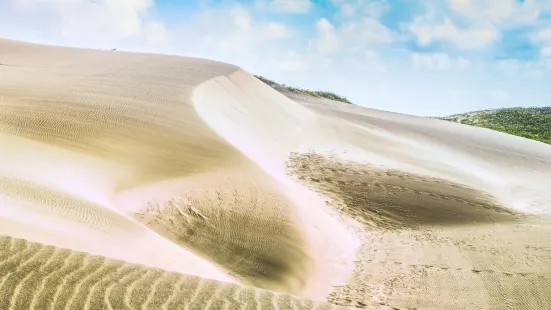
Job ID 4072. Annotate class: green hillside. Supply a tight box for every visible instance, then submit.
[254,75,353,104]
[441,107,551,145]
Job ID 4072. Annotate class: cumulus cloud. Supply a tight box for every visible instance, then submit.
[231,7,252,29]
[364,1,389,19]
[448,0,541,26]
[277,51,307,72]
[266,22,288,39]
[406,0,551,52]
[495,58,547,79]
[313,16,393,54]
[1,0,163,47]
[331,0,388,18]
[526,70,544,78]
[159,4,296,74]
[313,18,341,53]
[342,18,394,45]
[268,0,312,14]
[535,27,551,42]
[412,53,470,70]
[145,21,169,45]
[496,58,522,73]
[531,27,551,57]
[407,17,498,50]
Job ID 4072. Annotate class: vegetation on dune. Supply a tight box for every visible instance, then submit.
[254,75,353,104]
[440,107,551,145]
[254,74,550,145]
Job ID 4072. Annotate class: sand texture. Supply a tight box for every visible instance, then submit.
[1,38,551,309]
[287,153,551,309]
[0,235,344,310]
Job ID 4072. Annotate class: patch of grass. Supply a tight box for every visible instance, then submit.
[254,75,353,104]
[440,107,551,145]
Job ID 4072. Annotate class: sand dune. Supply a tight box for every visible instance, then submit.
[0,235,343,310]
[1,38,551,309]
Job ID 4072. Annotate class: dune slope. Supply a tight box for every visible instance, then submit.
[0,38,357,307]
[1,38,551,309]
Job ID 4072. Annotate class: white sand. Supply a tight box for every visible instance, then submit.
[1,38,551,309]
[0,39,358,300]
[287,92,551,214]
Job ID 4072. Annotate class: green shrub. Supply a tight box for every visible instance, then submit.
[254,75,352,104]
[441,107,551,145]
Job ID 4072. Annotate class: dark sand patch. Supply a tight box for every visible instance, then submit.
[286,152,517,230]
[134,176,311,294]
[286,153,551,309]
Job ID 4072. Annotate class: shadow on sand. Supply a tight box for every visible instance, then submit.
[287,152,517,230]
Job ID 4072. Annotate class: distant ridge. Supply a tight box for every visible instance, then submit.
[440,107,551,145]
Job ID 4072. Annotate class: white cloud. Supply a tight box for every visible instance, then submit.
[1,0,157,47]
[448,0,541,26]
[266,22,288,38]
[316,18,335,33]
[339,3,356,17]
[268,0,311,14]
[279,59,305,72]
[495,58,547,79]
[532,27,551,43]
[361,50,387,73]
[331,0,388,18]
[313,17,393,54]
[408,17,498,50]
[231,7,252,29]
[341,18,393,45]
[407,0,551,51]
[277,51,306,72]
[531,27,551,57]
[412,53,470,70]
[534,27,551,42]
[145,21,169,45]
[496,59,521,73]
[313,18,340,53]
[526,70,543,78]
[159,4,294,72]
[364,0,389,19]
[330,0,353,16]
[457,57,471,70]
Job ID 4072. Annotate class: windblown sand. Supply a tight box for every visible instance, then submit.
[1,38,551,309]
[0,235,341,310]
[286,153,551,309]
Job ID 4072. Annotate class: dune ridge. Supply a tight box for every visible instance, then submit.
[192,70,362,296]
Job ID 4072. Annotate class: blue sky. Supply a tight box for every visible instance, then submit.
[1,0,551,116]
